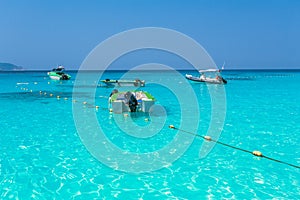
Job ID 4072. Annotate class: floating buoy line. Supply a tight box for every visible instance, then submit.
[16,83,129,116]
[169,125,300,169]
[17,83,104,110]
[16,83,299,169]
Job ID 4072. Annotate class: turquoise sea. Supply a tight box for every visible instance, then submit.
[0,70,300,199]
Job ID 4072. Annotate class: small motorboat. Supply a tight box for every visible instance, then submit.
[47,66,71,80]
[109,90,155,114]
[186,69,227,84]
[100,79,145,87]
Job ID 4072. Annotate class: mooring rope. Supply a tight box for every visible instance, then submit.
[169,125,300,169]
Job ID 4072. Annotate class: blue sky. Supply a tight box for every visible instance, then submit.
[0,0,299,70]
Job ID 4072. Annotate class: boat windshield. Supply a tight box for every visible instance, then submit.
[52,67,64,72]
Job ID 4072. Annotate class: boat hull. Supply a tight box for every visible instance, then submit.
[109,91,154,113]
[49,75,62,80]
[185,74,227,84]
[101,79,145,87]
[47,72,71,80]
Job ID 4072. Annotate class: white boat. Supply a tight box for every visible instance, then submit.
[100,79,145,87]
[47,66,71,80]
[109,90,155,114]
[185,69,227,84]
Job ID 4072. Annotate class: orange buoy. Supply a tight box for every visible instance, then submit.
[252,151,262,157]
[169,125,175,129]
[204,136,212,141]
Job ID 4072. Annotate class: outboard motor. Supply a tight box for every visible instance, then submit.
[125,92,138,112]
[62,74,68,80]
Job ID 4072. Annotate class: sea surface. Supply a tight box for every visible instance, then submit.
[0,70,299,199]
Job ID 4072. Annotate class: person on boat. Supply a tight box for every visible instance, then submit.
[200,73,206,80]
[135,91,145,104]
[108,89,119,105]
[135,91,144,100]
[134,79,141,87]
[109,89,119,97]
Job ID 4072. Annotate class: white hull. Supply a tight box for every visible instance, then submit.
[49,75,61,80]
[111,99,154,113]
[185,74,227,84]
[109,91,154,113]
[101,79,145,87]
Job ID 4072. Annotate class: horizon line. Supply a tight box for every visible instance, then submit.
[1,68,300,72]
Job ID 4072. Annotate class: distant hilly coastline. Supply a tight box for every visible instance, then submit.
[0,62,24,71]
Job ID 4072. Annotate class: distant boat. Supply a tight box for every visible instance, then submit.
[47,66,71,80]
[186,69,227,84]
[100,79,145,87]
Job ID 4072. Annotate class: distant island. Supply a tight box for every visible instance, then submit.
[0,62,24,71]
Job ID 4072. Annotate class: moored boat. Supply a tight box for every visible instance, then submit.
[47,66,71,80]
[109,90,155,114]
[100,79,145,87]
[185,69,227,84]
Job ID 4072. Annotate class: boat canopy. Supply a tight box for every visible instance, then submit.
[199,69,221,73]
[52,65,65,72]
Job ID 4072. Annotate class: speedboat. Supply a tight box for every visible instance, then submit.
[100,79,145,87]
[47,66,71,80]
[109,90,155,113]
[186,69,227,84]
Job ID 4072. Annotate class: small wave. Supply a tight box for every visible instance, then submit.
[16,82,29,85]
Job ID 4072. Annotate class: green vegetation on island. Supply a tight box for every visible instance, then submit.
[0,63,23,71]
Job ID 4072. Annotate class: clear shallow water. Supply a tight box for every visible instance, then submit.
[0,70,300,199]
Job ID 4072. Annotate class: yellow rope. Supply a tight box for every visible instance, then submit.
[169,125,300,169]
